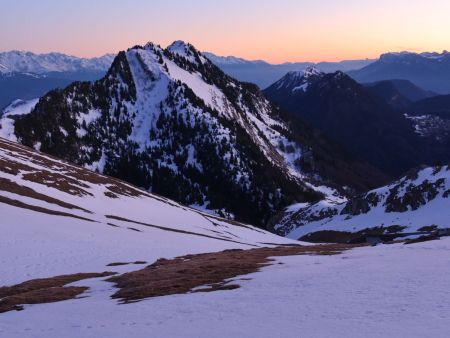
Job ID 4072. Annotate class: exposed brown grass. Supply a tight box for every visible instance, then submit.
[0,195,96,222]
[0,138,147,199]
[0,272,116,313]
[108,244,359,303]
[106,261,147,267]
[0,177,91,213]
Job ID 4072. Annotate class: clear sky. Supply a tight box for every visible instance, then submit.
[1,0,450,63]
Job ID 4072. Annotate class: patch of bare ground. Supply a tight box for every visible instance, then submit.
[299,226,408,244]
[22,171,92,197]
[0,177,91,213]
[107,261,147,267]
[0,272,116,313]
[0,138,147,199]
[0,195,96,222]
[108,244,360,303]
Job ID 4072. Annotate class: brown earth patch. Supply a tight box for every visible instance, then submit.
[0,272,116,313]
[0,158,34,175]
[0,177,91,213]
[0,195,96,222]
[300,226,409,244]
[107,261,147,267]
[107,244,360,303]
[404,234,440,245]
[0,138,147,199]
[22,171,92,197]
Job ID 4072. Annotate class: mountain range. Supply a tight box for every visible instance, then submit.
[363,79,437,110]
[264,68,450,177]
[0,51,114,109]
[203,52,374,88]
[349,51,450,94]
[0,50,115,74]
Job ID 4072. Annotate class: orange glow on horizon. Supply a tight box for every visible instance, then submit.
[1,0,450,64]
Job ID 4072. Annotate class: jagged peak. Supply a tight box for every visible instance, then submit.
[303,65,323,77]
[168,40,196,57]
[273,66,323,92]
[141,42,163,54]
[166,40,211,67]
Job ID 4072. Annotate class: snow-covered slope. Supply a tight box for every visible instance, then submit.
[0,136,295,285]
[1,41,356,227]
[0,51,115,74]
[275,166,450,239]
[0,99,39,141]
[1,138,449,338]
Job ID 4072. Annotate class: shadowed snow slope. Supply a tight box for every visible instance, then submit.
[0,137,295,286]
[276,165,450,239]
[1,138,449,337]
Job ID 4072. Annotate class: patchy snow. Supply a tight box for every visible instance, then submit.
[1,227,449,337]
[2,139,448,338]
[0,137,296,286]
[281,166,450,239]
[0,99,39,141]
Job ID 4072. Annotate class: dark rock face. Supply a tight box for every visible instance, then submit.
[385,177,446,213]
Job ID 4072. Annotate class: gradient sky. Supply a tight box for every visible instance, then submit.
[1,0,450,63]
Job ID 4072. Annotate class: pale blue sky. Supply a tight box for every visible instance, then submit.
[1,0,449,62]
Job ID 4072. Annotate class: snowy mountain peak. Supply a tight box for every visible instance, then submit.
[2,40,344,226]
[168,40,192,53]
[274,67,324,92]
[303,66,322,77]
[167,40,206,65]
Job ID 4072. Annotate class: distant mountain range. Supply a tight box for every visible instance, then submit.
[0,50,115,74]
[0,51,115,108]
[264,67,450,177]
[349,51,450,94]
[363,79,437,110]
[203,52,374,88]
